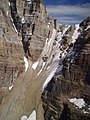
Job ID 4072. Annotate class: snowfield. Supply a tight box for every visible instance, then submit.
[69,98,85,108]
[72,24,80,43]
[24,56,29,72]
[21,110,36,120]
[9,85,13,91]
[42,67,58,91]
[32,62,39,70]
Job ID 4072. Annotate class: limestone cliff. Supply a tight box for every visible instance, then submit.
[0,0,90,120]
[0,0,55,120]
[42,17,90,120]
[9,0,53,60]
[0,0,24,104]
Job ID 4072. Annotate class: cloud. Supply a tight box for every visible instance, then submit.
[56,16,82,24]
[47,3,90,17]
[46,3,90,24]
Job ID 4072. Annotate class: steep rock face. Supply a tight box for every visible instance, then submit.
[0,0,54,106]
[42,17,90,120]
[9,0,54,60]
[0,0,24,104]
[0,0,56,120]
[0,0,90,120]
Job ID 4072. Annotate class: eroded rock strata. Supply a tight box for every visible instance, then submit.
[42,17,90,120]
[0,0,90,120]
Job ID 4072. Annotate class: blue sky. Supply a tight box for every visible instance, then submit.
[44,0,90,24]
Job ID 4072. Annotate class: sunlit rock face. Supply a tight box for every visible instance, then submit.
[0,0,90,120]
[0,0,24,104]
[10,0,54,61]
[0,0,54,106]
[0,1,56,120]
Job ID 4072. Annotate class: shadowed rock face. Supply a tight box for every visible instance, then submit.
[42,17,90,120]
[10,0,52,60]
[0,0,90,120]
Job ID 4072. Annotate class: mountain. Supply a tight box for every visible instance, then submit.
[0,0,90,120]
[42,17,90,120]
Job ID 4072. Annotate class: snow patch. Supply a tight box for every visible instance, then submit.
[29,33,32,36]
[24,56,29,72]
[47,66,50,70]
[21,110,36,120]
[63,26,70,35]
[88,105,90,110]
[21,115,27,120]
[28,110,36,120]
[26,0,32,4]
[62,52,66,58]
[57,26,70,42]
[38,62,46,75]
[69,98,85,109]
[47,22,50,28]
[32,62,39,70]
[47,25,50,28]
[48,22,50,25]
[38,69,42,75]
[8,2,10,6]
[42,62,46,68]
[40,29,56,60]
[13,23,18,34]
[72,24,80,43]
[11,17,13,22]
[7,11,9,16]
[82,110,89,114]
[42,67,57,91]
[57,31,62,41]
[22,17,25,24]
[48,29,56,46]
[9,85,13,91]
[45,38,48,44]
[85,25,90,30]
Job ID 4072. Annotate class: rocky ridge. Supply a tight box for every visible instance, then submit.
[42,17,90,120]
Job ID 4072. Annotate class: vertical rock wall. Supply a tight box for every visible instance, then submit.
[42,17,90,120]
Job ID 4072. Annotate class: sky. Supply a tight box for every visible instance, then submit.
[44,0,90,25]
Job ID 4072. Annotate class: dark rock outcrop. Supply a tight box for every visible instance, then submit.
[42,17,90,120]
